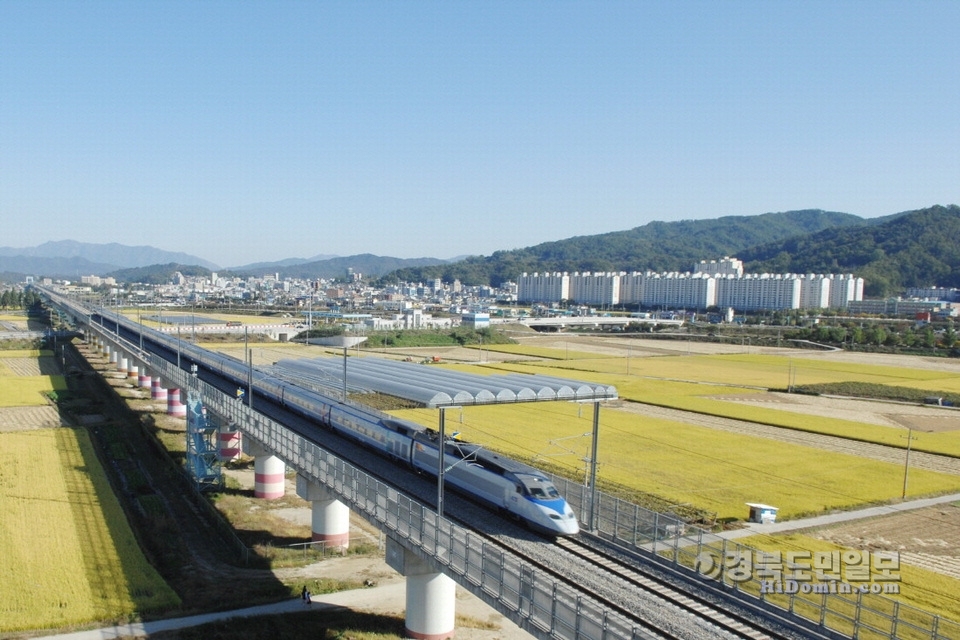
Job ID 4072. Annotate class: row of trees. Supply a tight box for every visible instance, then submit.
[794,322,958,351]
[680,317,959,355]
[0,288,41,310]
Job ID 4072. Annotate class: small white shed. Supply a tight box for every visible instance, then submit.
[746,503,779,524]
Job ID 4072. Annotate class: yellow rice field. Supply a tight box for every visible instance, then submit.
[0,349,66,407]
[0,428,179,632]
[387,345,960,522]
[464,358,960,458]
[392,400,960,521]
[479,346,958,391]
[469,343,616,361]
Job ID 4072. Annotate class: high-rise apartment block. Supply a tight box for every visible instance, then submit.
[518,259,863,311]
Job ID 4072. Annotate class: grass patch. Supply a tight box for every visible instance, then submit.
[0,349,50,358]
[145,600,499,640]
[0,375,67,407]
[0,428,179,632]
[795,382,960,406]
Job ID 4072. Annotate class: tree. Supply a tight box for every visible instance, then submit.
[942,325,958,349]
[865,326,887,346]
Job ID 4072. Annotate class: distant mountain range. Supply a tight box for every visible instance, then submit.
[3,205,958,297]
[0,240,218,276]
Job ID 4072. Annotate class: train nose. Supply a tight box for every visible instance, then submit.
[544,508,579,535]
[556,514,579,535]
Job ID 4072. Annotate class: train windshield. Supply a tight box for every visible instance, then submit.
[517,474,561,501]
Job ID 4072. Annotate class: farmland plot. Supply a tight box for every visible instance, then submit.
[0,349,67,407]
[0,344,178,632]
[391,402,960,521]
[0,428,179,632]
[811,502,960,581]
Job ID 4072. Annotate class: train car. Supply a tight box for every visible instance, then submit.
[409,431,580,536]
[246,372,578,534]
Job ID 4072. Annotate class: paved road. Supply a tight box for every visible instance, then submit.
[719,491,960,540]
[34,578,531,640]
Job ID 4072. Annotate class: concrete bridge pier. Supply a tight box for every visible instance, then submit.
[151,378,168,401]
[386,537,456,640]
[219,422,242,461]
[167,388,186,418]
[296,475,350,548]
[244,440,286,499]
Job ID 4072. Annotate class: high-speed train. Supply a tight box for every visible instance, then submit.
[48,292,580,536]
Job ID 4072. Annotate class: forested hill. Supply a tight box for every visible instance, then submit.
[380,209,865,287]
[739,204,960,296]
[107,263,213,285]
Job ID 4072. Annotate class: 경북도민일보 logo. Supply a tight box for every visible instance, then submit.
[696,549,901,594]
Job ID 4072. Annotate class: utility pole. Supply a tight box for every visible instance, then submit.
[902,428,917,499]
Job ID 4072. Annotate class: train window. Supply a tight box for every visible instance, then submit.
[517,474,561,501]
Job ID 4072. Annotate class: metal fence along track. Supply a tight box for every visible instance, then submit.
[553,477,959,640]
[148,354,658,640]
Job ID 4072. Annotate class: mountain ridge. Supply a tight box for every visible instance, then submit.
[0,240,217,273]
[4,205,958,297]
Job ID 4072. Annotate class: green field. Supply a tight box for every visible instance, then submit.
[0,428,179,632]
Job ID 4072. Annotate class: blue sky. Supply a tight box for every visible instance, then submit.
[2,2,958,268]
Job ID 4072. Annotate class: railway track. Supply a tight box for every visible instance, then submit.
[553,536,787,640]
